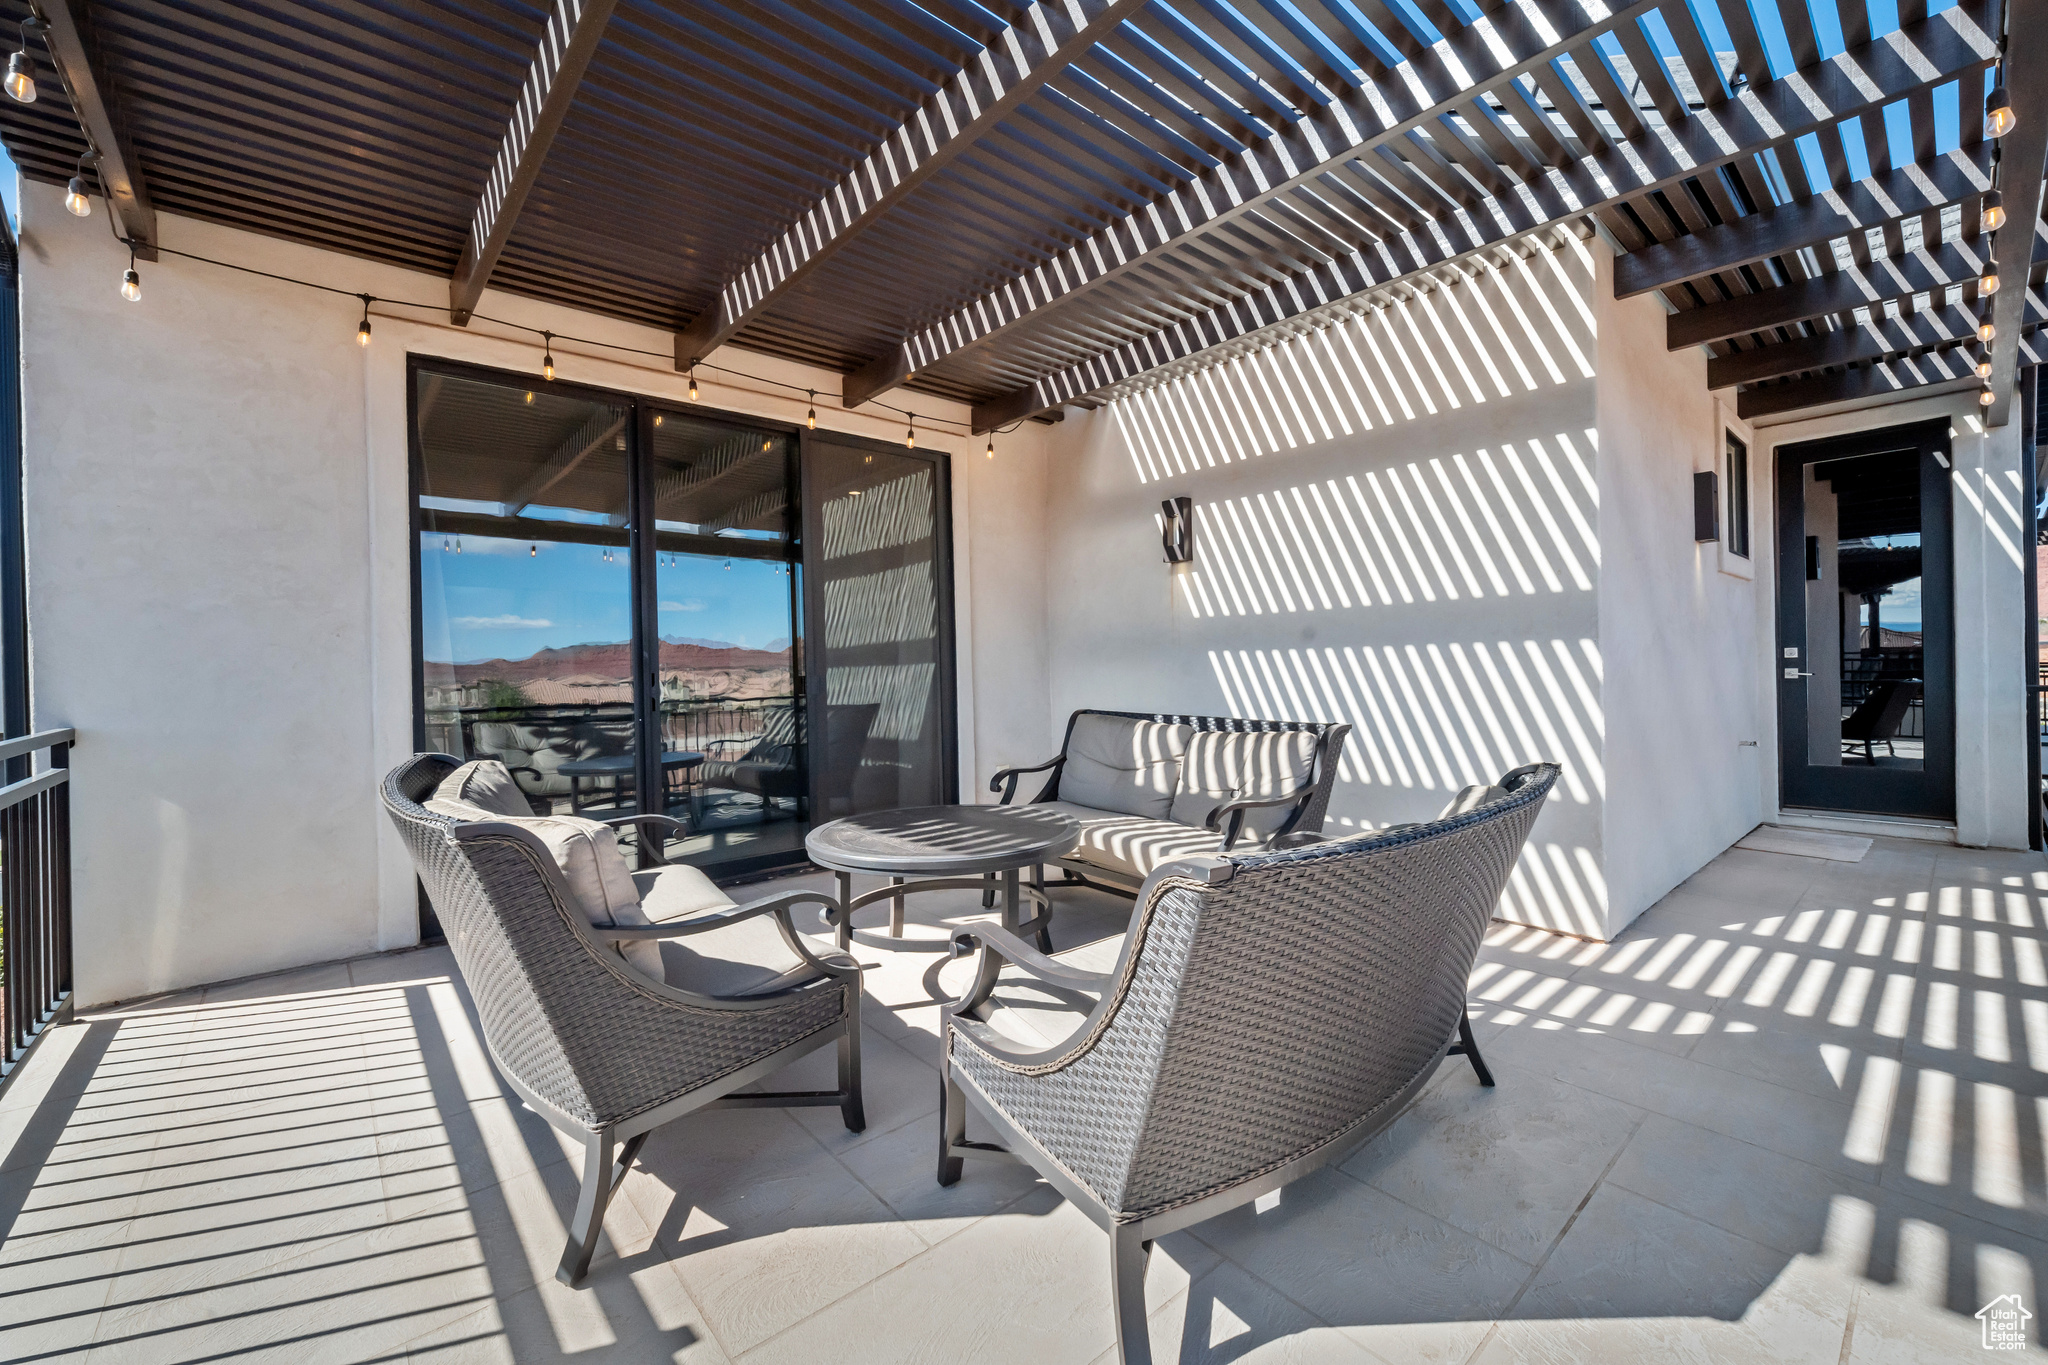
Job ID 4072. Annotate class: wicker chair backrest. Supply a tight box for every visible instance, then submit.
[957,764,1555,1221]
[381,754,842,1129]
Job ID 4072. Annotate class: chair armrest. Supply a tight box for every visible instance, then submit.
[590,891,860,982]
[599,813,690,838]
[1268,829,1331,851]
[1203,781,1316,850]
[988,754,1064,805]
[946,923,1112,1015]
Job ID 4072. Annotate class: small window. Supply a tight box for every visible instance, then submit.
[1725,432,1750,559]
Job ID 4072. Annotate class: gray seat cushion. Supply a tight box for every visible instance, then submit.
[629,866,805,997]
[1170,729,1317,837]
[975,932,1124,1050]
[1056,715,1193,820]
[1035,800,1227,879]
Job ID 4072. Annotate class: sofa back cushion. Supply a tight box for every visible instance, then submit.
[1059,714,1193,820]
[1170,728,1318,837]
[424,793,643,931]
[433,759,533,817]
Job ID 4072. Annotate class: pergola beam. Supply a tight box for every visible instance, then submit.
[674,0,1157,374]
[972,2,1997,428]
[1668,234,2047,350]
[1707,301,2036,387]
[449,0,618,326]
[1614,148,1991,300]
[38,0,154,259]
[1737,327,2044,418]
[1985,0,2048,425]
[887,0,1676,410]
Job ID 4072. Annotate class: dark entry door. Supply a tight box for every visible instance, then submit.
[1776,420,1953,819]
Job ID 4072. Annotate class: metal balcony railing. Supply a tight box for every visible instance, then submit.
[0,728,74,1087]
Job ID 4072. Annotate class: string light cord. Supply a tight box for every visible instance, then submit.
[99,234,996,435]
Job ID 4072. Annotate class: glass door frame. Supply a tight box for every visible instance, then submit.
[1773,417,1955,820]
[797,428,961,816]
[406,354,959,889]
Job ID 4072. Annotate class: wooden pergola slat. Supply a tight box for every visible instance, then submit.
[1615,149,1992,299]
[972,2,1998,427]
[674,0,1158,376]
[39,0,154,259]
[449,0,618,326]
[1985,0,2048,425]
[859,0,1676,410]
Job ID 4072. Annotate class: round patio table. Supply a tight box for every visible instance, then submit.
[805,804,1079,953]
[558,750,704,816]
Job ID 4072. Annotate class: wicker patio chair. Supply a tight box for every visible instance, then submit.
[938,762,1559,1364]
[382,753,865,1286]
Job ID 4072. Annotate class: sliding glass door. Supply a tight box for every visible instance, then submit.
[410,360,954,891]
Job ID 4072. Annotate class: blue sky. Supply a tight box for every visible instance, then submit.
[419,533,793,664]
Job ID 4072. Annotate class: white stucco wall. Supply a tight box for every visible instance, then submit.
[1592,243,1768,924]
[1041,234,1614,937]
[1751,392,2032,850]
[18,180,1051,1005]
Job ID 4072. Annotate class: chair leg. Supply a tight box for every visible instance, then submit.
[612,1132,649,1188]
[1449,1013,1496,1087]
[838,1018,867,1133]
[557,1128,618,1287]
[1110,1224,1153,1364]
[981,871,996,910]
[890,875,905,938]
[937,1068,967,1186]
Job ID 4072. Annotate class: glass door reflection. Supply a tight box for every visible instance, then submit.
[416,372,641,830]
[645,413,804,876]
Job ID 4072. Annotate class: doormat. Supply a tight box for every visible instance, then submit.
[1736,825,1872,862]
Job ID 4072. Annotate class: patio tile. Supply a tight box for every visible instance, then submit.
[774,1027,939,1153]
[1841,1187,2048,1361]
[1686,1017,1897,1103]
[1674,848,1824,913]
[1342,1068,1641,1263]
[1508,1183,1788,1322]
[400,1255,731,1364]
[198,962,357,1004]
[616,1106,928,1356]
[1871,1058,2048,1245]
[829,1107,1047,1247]
[0,1218,127,1365]
[732,1186,1209,1365]
[1105,1258,1380,1365]
[1191,1168,1531,1365]
[1605,1114,1870,1256]
[347,944,460,987]
[1488,1020,1876,1182]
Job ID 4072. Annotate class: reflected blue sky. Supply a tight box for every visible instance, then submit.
[419,534,792,664]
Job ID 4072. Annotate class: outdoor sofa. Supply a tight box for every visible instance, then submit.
[941,762,1558,1364]
[988,709,1352,897]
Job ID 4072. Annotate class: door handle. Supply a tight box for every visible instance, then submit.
[1783,668,1813,679]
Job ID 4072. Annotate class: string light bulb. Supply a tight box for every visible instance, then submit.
[1979,353,1994,379]
[541,331,555,382]
[1981,386,1997,406]
[986,434,995,458]
[523,391,534,404]
[807,390,816,429]
[4,19,41,105]
[654,414,664,427]
[119,249,140,302]
[356,293,373,347]
[905,416,915,450]
[1980,268,2000,295]
[1983,190,2008,231]
[64,153,91,216]
[1988,86,2016,138]
[688,366,698,402]
[530,544,537,557]
[1980,320,1998,343]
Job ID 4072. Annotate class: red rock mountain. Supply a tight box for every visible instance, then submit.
[449,639,789,684]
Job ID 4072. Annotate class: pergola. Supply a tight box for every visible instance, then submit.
[0,0,2033,428]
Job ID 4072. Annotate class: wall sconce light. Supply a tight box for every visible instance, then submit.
[1693,471,1719,542]
[1161,496,1194,563]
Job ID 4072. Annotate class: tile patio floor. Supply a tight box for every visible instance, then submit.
[3,834,2046,1363]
